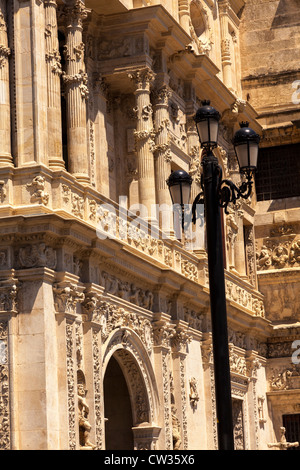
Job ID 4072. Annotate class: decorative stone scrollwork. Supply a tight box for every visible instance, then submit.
[45,50,62,76]
[26,176,49,205]
[171,328,192,353]
[152,321,176,349]
[229,345,247,376]
[83,296,153,353]
[269,364,300,391]
[66,322,76,450]
[0,44,10,69]
[0,321,10,450]
[128,68,155,90]
[62,70,89,99]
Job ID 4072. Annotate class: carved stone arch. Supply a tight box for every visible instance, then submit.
[102,327,161,449]
[189,0,212,55]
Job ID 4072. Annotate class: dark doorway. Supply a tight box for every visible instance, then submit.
[104,355,134,450]
[282,414,300,450]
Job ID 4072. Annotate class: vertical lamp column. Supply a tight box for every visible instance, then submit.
[129,68,157,222]
[0,0,12,166]
[194,101,234,450]
[63,0,90,184]
[44,0,65,170]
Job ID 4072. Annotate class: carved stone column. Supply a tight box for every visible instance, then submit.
[219,0,232,90]
[0,0,12,166]
[153,85,173,235]
[129,68,156,222]
[62,0,90,183]
[44,0,64,169]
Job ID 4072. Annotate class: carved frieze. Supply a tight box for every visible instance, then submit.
[184,306,204,331]
[269,364,300,391]
[17,243,57,270]
[225,279,265,317]
[98,35,149,60]
[100,271,154,312]
[256,226,300,270]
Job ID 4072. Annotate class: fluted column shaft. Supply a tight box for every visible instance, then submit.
[130,68,156,221]
[0,0,12,166]
[219,0,232,89]
[44,0,64,169]
[62,0,90,183]
[153,85,173,235]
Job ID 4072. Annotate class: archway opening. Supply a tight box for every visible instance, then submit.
[104,355,134,450]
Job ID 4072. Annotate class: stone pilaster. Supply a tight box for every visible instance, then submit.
[171,321,191,450]
[53,278,85,450]
[81,288,106,450]
[129,68,156,222]
[178,0,190,33]
[0,0,12,166]
[0,276,18,450]
[62,0,90,184]
[44,0,64,170]
[152,313,175,450]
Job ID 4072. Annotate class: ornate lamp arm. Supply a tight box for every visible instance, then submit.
[192,164,254,221]
[218,168,253,214]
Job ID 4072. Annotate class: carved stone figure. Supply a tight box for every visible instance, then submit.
[78,384,96,449]
[171,405,182,450]
[268,427,299,450]
[189,377,199,408]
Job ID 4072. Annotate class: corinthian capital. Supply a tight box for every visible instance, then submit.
[128,67,155,91]
[53,282,85,314]
[60,0,90,27]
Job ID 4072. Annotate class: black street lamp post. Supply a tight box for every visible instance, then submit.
[167,100,260,450]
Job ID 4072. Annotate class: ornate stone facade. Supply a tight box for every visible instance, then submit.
[0,0,299,451]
